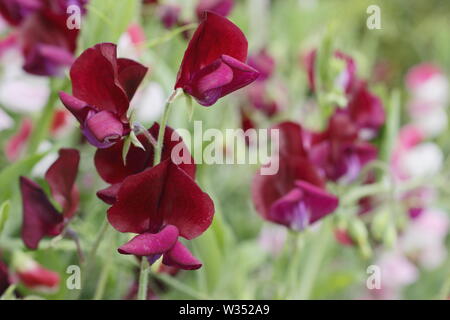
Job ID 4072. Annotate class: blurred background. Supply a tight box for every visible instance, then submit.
[0,0,449,300]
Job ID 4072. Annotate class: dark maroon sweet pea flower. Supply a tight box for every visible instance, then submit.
[110,159,213,270]
[95,124,212,270]
[60,43,148,148]
[307,111,378,182]
[347,82,385,136]
[0,0,41,26]
[20,5,80,76]
[20,148,80,249]
[196,0,234,19]
[175,12,259,106]
[252,122,338,230]
[157,4,181,29]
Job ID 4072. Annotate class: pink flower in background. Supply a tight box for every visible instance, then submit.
[374,251,418,299]
[406,63,449,138]
[5,117,32,162]
[248,48,276,81]
[14,257,59,292]
[406,63,448,105]
[400,209,449,270]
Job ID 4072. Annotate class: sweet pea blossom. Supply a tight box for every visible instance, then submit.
[20,148,80,249]
[175,12,259,106]
[95,124,214,270]
[307,111,378,182]
[0,0,87,76]
[13,253,60,292]
[252,122,339,230]
[60,43,148,148]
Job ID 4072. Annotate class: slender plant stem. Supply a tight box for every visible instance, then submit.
[27,79,68,154]
[93,232,115,300]
[72,218,110,300]
[138,88,182,300]
[296,220,332,299]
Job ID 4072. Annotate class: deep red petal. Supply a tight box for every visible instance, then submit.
[107,160,214,238]
[20,177,63,249]
[117,58,148,100]
[175,12,248,89]
[118,225,179,256]
[94,124,195,184]
[70,43,129,117]
[162,241,202,270]
[45,148,80,219]
[252,156,324,221]
[97,183,121,205]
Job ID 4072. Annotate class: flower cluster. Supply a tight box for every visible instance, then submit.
[0,0,87,76]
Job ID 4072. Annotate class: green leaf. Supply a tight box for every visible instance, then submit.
[130,130,145,150]
[0,285,17,300]
[78,0,140,50]
[0,200,10,233]
[185,93,194,121]
[0,152,49,203]
[122,136,132,166]
[380,89,401,162]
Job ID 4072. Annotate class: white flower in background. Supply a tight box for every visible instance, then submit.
[0,48,50,113]
[376,251,419,289]
[131,82,166,124]
[400,209,449,270]
[118,23,146,60]
[406,63,449,106]
[258,224,287,256]
[409,105,447,138]
[0,108,13,131]
[401,142,443,178]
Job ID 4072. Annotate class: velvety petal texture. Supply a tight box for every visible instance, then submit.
[20,177,64,250]
[252,121,339,229]
[108,160,214,239]
[45,148,80,219]
[60,43,148,147]
[95,124,195,185]
[175,12,259,106]
[118,225,179,256]
[20,148,80,249]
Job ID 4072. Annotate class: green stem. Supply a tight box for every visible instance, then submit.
[137,88,182,300]
[153,89,182,165]
[296,221,332,299]
[72,219,110,300]
[27,79,67,154]
[93,232,114,300]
